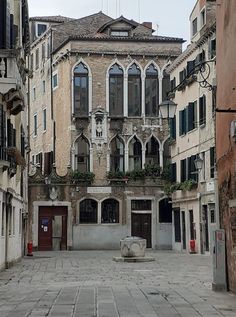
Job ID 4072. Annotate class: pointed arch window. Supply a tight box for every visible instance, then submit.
[79,199,97,224]
[162,69,171,101]
[110,136,124,172]
[109,64,123,117]
[128,64,141,117]
[145,136,160,165]
[101,199,119,223]
[75,135,90,172]
[145,64,159,117]
[129,136,142,170]
[74,63,89,116]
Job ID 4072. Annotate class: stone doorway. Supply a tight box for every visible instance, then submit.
[38,207,67,251]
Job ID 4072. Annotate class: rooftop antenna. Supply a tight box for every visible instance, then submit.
[156,23,159,35]
[116,0,118,18]
[107,0,109,15]
[138,0,141,23]
[101,0,103,12]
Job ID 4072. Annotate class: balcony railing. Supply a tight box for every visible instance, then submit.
[0,50,19,94]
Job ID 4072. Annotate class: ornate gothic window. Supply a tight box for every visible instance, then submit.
[101,199,119,223]
[110,136,125,172]
[79,199,97,224]
[75,135,90,172]
[145,136,160,165]
[109,64,123,116]
[74,63,89,116]
[162,69,170,101]
[145,64,159,117]
[129,136,142,170]
[128,64,141,116]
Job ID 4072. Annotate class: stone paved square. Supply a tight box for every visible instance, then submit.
[0,251,236,316]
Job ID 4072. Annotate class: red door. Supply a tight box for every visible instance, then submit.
[38,207,67,251]
[38,215,52,251]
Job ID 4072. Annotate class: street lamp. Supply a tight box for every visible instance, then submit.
[194,155,204,172]
[159,99,177,119]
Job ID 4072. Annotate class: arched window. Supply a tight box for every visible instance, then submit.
[145,136,160,165]
[79,199,97,224]
[75,135,90,172]
[101,199,119,223]
[110,136,124,172]
[145,64,159,117]
[74,63,89,116]
[128,64,141,116]
[109,64,123,116]
[162,69,170,101]
[129,136,142,170]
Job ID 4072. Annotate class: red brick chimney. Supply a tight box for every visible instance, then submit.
[142,22,152,29]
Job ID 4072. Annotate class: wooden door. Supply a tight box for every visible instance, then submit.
[38,215,52,251]
[38,207,67,251]
[131,213,152,248]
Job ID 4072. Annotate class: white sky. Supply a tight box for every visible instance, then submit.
[28,0,196,44]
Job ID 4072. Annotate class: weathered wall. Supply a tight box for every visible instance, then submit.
[216,0,236,293]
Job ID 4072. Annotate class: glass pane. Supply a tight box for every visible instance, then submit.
[145,78,159,116]
[75,136,89,171]
[110,137,124,172]
[109,63,123,75]
[146,64,158,76]
[74,76,88,115]
[74,63,88,74]
[109,76,123,116]
[101,199,119,223]
[128,64,141,75]
[128,77,141,116]
[129,137,142,170]
[162,70,170,101]
[80,199,97,223]
[145,137,160,165]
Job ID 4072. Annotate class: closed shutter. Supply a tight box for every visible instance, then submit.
[179,110,182,136]
[181,159,186,182]
[171,162,177,182]
[182,108,187,134]
[170,117,176,140]
[187,102,194,131]
[187,60,195,76]
[199,95,206,125]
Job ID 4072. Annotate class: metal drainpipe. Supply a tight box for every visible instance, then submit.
[50,28,55,163]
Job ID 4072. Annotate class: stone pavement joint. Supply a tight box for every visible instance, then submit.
[0,250,235,317]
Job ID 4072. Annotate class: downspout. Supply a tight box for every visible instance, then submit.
[50,28,55,163]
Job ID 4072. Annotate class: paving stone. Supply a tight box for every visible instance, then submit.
[0,251,235,317]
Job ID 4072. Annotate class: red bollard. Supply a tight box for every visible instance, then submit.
[27,241,33,256]
[189,240,196,254]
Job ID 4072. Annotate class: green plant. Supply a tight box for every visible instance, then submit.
[70,170,95,183]
[161,163,171,181]
[107,170,127,179]
[180,179,198,191]
[144,163,161,178]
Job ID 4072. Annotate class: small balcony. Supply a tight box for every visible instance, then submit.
[0,49,20,95]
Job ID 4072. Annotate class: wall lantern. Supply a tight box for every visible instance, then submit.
[159,99,177,119]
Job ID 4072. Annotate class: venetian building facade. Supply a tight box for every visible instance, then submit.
[0,0,29,269]
[168,0,216,254]
[28,12,183,250]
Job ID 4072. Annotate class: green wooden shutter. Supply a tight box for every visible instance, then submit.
[179,110,182,136]
[170,117,176,140]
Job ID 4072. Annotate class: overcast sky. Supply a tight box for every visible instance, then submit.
[28,0,196,44]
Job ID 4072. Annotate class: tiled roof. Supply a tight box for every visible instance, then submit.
[30,15,75,23]
[31,12,184,51]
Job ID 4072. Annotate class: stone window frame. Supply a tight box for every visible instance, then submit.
[108,134,125,172]
[107,133,165,172]
[77,197,121,225]
[144,134,161,167]
[71,133,93,173]
[71,58,92,116]
[106,59,169,119]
